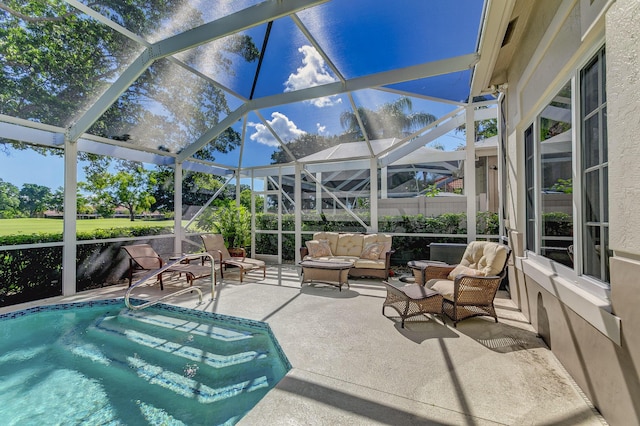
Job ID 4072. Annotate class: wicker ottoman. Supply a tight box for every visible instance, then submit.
[300,260,353,291]
[382,281,444,328]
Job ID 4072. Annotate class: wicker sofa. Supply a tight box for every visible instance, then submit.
[299,232,394,279]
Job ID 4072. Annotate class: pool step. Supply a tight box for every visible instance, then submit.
[61,335,271,405]
[102,309,272,354]
[115,309,261,341]
[88,318,269,371]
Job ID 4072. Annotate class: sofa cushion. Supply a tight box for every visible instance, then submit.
[335,233,364,257]
[353,258,387,270]
[361,242,385,260]
[459,241,508,276]
[305,239,333,258]
[313,232,339,255]
[447,264,485,280]
[364,234,392,260]
[426,278,454,296]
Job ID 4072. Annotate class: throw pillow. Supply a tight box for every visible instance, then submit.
[306,239,332,258]
[447,264,484,281]
[360,242,385,260]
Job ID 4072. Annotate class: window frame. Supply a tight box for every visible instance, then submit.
[523,44,610,302]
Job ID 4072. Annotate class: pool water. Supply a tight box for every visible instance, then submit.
[0,300,290,425]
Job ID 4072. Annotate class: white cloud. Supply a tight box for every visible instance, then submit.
[316,123,327,134]
[284,45,341,108]
[249,112,306,147]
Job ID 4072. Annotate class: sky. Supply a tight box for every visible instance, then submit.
[1,0,483,190]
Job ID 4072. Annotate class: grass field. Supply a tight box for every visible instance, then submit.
[0,218,176,236]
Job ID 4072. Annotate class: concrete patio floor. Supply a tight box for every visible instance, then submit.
[2,265,607,425]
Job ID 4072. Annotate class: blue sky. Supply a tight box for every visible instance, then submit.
[1,0,482,189]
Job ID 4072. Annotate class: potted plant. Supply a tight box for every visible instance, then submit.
[211,203,251,256]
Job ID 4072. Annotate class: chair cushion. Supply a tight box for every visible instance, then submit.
[306,239,333,258]
[426,278,455,297]
[361,242,385,260]
[459,241,508,276]
[447,264,485,280]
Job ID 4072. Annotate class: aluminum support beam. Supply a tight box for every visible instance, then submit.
[380,112,467,167]
[177,104,249,162]
[173,162,183,255]
[69,50,154,140]
[465,105,477,242]
[152,0,329,58]
[62,137,77,296]
[370,158,378,233]
[295,164,302,264]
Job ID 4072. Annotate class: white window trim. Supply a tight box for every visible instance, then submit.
[519,253,620,345]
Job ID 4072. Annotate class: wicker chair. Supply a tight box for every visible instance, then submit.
[121,244,213,289]
[423,242,512,327]
[201,234,266,283]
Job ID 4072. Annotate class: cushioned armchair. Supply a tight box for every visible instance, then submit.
[423,241,512,327]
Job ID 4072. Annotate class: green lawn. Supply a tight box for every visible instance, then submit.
[0,218,176,236]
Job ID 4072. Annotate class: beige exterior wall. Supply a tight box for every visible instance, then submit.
[503,0,640,425]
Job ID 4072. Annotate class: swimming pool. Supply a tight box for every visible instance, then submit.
[0,299,291,425]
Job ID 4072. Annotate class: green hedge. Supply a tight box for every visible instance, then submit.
[1,226,173,307]
[255,212,498,263]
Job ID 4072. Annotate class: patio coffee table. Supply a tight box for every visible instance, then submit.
[300,260,353,291]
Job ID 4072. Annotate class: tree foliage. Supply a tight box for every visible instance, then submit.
[1,0,258,162]
[0,178,22,218]
[340,97,437,140]
[81,158,156,221]
[19,183,51,217]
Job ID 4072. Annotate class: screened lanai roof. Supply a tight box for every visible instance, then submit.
[0,0,514,172]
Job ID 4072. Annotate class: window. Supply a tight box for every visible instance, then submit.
[581,47,609,282]
[541,81,573,267]
[524,46,609,286]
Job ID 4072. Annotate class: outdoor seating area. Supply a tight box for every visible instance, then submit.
[4,0,640,423]
[383,241,511,328]
[300,232,394,279]
[0,265,604,425]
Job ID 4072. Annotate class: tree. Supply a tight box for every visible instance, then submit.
[1,0,259,163]
[19,183,51,217]
[110,168,156,221]
[0,178,21,218]
[270,133,338,164]
[49,187,94,215]
[339,97,437,140]
[81,158,156,220]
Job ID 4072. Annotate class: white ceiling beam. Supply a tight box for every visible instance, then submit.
[380,113,467,167]
[177,104,249,161]
[152,0,329,58]
[68,50,154,141]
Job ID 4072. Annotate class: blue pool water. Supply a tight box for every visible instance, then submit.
[0,299,290,425]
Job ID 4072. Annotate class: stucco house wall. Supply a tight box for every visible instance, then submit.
[503,0,640,424]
